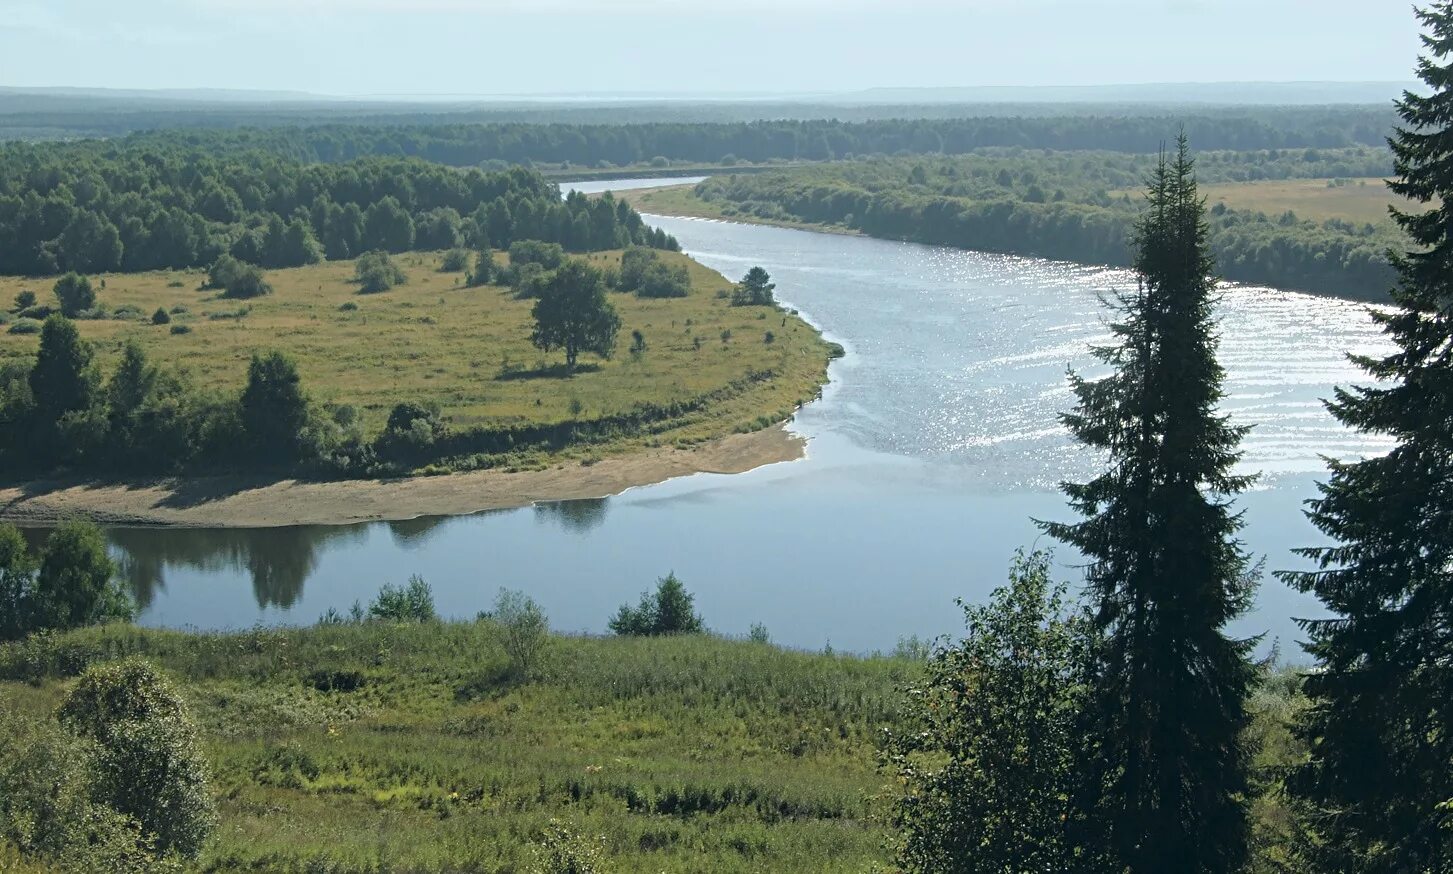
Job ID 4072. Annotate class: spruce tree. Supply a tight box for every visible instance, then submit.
[1280,5,1453,868]
[1040,135,1257,873]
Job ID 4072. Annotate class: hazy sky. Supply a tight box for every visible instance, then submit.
[0,0,1423,96]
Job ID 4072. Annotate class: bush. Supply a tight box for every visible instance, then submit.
[52,273,95,317]
[169,324,192,335]
[369,575,436,622]
[207,254,272,299]
[883,551,1089,874]
[532,820,607,874]
[0,709,157,872]
[440,248,471,272]
[151,308,171,326]
[0,522,133,643]
[484,588,550,681]
[12,290,35,311]
[636,261,690,299]
[608,572,705,636]
[617,246,659,291]
[467,250,496,287]
[7,318,40,335]
[508,240,566,271]
[354,250,407,294]
[56,659,217,859]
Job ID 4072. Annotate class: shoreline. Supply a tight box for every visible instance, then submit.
[0,424,805,530]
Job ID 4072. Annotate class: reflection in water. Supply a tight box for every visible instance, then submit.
[385,516,454,548]
[533,498,611,534]
[108,526,367,610]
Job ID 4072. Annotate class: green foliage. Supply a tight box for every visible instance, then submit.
[0,521,132,643]
[440,248,471,272]
[353,250,407,294]
[151,307,170,326]
[636,261,690,299]
[532,820,607,874]
[0,144,672,278]
[466,249,496,287]
[52,273,95,317]
[207,255,272,299]
[609,573,705,636]
[1040,137,1258,872]
[884,551,1089,874]
[509,240,567,270]
[731,267,776,307]
[531,260,620,371]
[368,575,436,622]
[13,289,36,310]
[1278,6,1453,869]
[0,708,160,872]
[691,147,1400,300]
[28,315,100,457]
[240,351,309,464]
[56,659,217,857]
[483,588,550,681]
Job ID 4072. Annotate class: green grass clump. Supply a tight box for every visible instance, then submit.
[0,621,917,872]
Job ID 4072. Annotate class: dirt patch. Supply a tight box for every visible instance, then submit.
[0,426,804,529]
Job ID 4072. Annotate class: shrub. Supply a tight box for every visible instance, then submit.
[484,588,550,681]
[467,250,496,287]
[629,330,647,356]
[56,659,217,858]
[508,240,566,271]
[338,301,358,312]
[151,308,171,326]
[169,324,192,335]
[0,709,156,872]
[207,254,272,299]
[440,248,471,272]
[0,522,133,643]
[354,250,406,294]
[12,290,35,311]
[52,273,95,317]
[617,246,659,291]
[7,319,41,335]
[368,575,436,622]
[730,266,776,307]
[532,820,607,874]
[764,330,775,344]
[636,261,690,299]
[882,551,1089,874]
[608,572,705,636]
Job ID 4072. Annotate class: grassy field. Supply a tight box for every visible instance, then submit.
[0,251,832,454]
[1198,177,1417,225]
[1,621,915,872]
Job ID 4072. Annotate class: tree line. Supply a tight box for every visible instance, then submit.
[889,8,1453,869]
[692,148,1400,299]
[108,107,1398,169]
[0,145,677,277]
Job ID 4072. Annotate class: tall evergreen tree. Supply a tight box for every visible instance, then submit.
[1280,6,1453,869]
[1040,135,1257,873]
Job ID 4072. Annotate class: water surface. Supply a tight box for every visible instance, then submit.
[95,178,1391,655]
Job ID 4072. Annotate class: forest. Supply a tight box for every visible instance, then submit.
[682,148,1403,299]
[109,106,1399,168]
[0,144,678,277]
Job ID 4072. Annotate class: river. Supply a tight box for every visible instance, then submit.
[90,177,1393,656]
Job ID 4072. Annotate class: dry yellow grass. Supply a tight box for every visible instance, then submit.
[1198,177,1423,225]
[0,251,832,451]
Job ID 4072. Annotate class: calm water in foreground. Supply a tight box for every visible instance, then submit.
[78,178,1394,655]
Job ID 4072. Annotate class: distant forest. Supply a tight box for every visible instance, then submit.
[115,108,1397,168]
[0,144,677,276]
[689,149,1402,299]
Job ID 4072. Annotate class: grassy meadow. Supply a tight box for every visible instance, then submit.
[0,250,832,459]
[0,621,916,872]
[1198,177,1417,225]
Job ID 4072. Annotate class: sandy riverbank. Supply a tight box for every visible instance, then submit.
[0,426,804,529]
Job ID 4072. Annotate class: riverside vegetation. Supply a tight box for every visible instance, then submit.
[631,145,1407,299]
[0,247,833,481]
[5,7,1453,874]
